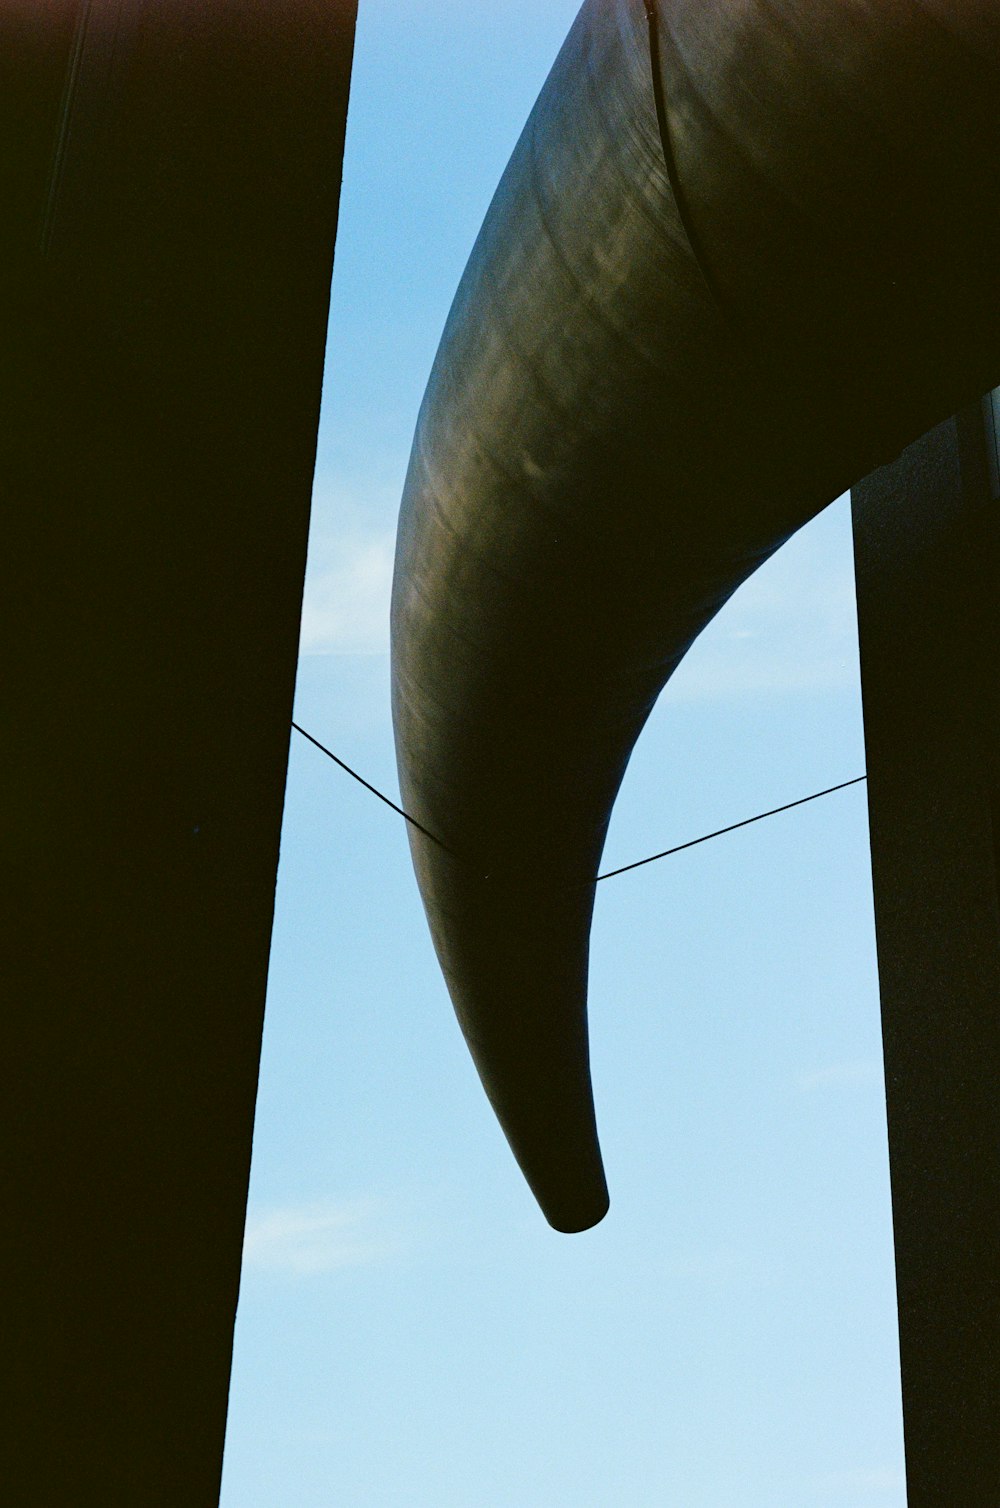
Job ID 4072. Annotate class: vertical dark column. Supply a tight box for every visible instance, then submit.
[2,3,356,1503]
[852,402,1000,1506]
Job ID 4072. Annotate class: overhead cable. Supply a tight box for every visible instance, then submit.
[292,721,866,883]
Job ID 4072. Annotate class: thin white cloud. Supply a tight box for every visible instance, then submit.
[242,1198,390,1276]
[666,501,861,701]
[809,1466,906,1494]
[797,1059,882,1092]
[660,1243,785,1291]
[296,495,859,680]
[299,527,395,655]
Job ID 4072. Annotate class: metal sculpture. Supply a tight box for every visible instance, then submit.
[391,0,1000,1233]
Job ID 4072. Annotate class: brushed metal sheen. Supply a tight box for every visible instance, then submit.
[391,0,1000,1232]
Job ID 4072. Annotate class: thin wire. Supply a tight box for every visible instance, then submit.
[291,721,451,852]
[293,719,865,884]
[594,775,868,882]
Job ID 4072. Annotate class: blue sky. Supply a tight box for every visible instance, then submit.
[220,4,904,1503]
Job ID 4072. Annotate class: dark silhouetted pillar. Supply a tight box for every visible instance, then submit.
[2,3,356,1502]
[852,399,1000,1506]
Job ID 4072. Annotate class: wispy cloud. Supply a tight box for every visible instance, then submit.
[299,527,395,655]
[296,496,859,679]
[659,1243,786,1292]
[666,502,860,701]
[808,1466,906,1495]
[797,1059,882,1092]
[242,1198,390,1276]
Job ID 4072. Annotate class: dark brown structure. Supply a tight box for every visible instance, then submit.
[3,3,356,1501]
[852,404,1000,1506]
[392,0,1000,1232]
[392,0,1000,1500]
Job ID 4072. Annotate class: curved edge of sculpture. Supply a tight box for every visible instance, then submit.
[391,0,1000,1230]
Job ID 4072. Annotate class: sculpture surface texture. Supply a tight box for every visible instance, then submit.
[391,0,1000,1231]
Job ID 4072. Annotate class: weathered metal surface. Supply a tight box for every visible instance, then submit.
[392,0,1000,1232]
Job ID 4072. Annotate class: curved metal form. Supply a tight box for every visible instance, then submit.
[391,0,1000,1231]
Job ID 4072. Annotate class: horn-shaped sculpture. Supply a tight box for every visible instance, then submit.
[391,0,1000,1231]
